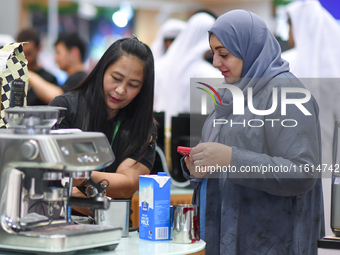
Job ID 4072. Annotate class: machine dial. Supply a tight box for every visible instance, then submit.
[21,140,39,160]
[60,146,70,156]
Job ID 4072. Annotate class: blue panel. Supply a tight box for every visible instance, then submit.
[319,0,340,20]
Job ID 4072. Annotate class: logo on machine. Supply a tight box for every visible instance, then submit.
[142,201,149,212]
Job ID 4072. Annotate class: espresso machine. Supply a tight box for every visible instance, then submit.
[0,106,122,254]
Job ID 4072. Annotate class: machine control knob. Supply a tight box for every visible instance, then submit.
[60,146,70,156]
[93,156,99,162]
[21,140,39,160]
[77,155,92,163]
[82,155,89,163]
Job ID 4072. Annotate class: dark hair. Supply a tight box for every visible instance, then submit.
[75,37,155,166]
[17,28,40,46]
[55,32,87,62]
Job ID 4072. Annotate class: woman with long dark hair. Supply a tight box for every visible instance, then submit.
[50,37,156,215]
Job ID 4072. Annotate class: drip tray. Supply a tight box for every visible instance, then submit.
[27,223,108,236]
[0,224,122,254]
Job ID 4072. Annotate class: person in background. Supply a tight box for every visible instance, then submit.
[16,28,59,106]
[191,9,218,64]
[282,0,340,236]
[183,10,324,254]
[154,12,222,128]
[282,0,340,78]
[49,37,156,221]
[151,18,186,61]
[28,32,88,103]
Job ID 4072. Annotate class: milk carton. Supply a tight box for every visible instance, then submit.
[139,172,170,241]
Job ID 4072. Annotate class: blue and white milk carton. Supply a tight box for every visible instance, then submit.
[139,172,171,241]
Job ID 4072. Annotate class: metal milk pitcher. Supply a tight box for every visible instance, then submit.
[171,204,199,243]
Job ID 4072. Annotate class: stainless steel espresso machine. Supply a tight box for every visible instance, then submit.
[0,107,122,254]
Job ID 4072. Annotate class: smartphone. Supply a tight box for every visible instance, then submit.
[177,146,191,156]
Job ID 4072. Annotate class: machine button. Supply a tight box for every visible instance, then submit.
[21,140,39,160]
[87,157,94,163]
[60,146,69,156]
[77,157,83,163]
[93,156,99,162]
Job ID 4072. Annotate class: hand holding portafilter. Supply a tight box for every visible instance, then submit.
[69,178,110,210]
[76,177,109,198]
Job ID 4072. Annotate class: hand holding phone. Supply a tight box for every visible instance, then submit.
[177,146,191,157]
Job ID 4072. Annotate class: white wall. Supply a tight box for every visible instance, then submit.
[0,0,20,39]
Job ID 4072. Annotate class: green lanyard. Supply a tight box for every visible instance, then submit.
[110,119,121,148]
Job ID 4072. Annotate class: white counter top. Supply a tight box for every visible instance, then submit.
[81,232,205,255]
[0,232,205,255]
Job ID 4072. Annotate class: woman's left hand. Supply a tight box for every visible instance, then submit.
[189,142,232,178]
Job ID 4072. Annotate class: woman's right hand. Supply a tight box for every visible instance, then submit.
[187,142,232,178]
